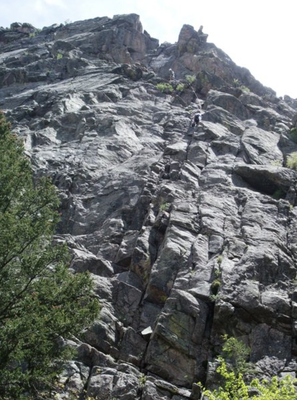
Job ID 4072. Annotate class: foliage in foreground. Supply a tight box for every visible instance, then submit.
[201,336,297,399]
[0,112,100,399]
[202,359,297,399]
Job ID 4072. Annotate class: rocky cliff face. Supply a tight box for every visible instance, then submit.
[2,13,297,399]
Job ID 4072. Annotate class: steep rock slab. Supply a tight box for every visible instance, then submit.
[145,290,209,386]
[2,13,297,400]
[240,126,283,165]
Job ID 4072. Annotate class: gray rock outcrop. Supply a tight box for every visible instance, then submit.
[1,13,297,399]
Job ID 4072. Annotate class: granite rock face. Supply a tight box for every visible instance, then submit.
[1,14,297,399]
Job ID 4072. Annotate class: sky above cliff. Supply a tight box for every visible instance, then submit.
[1,0,296,99]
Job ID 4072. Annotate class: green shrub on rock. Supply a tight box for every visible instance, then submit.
[156,82,173,93]
[210,279,221,295]
[176,83,185,92]
[286,152,297,171]
[185,74,196,85]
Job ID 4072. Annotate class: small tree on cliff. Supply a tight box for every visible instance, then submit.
[0,112,100,399]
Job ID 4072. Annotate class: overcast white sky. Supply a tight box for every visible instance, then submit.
[1,0,296,99]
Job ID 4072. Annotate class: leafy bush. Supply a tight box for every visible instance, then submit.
[250,375,297,400]
[185,75,196,84]
[214,268,221,278]
[160,202,170,211]
[217,256,223,265]
[210,279,221,295]
[202,359,297,399]
[202,359,249,400]
[176,83,185,92]
[156,83,173,93]
[210,294,220,302]
[233,78,250,93]
[139,373,147,388]
[240,85,250,93]
[0,112,99,399]
[56,53,63,60]
[286,152,297,171]
[201,336,297,399]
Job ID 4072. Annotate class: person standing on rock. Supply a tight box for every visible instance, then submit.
[198,25,204,34]
[197,25,208,43]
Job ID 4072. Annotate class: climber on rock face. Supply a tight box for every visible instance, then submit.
[192,112,202,127]
[169,68,175,81]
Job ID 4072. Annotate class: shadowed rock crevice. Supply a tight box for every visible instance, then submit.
[233,164,295,197]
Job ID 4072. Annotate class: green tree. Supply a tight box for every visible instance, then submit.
[221,335,251,375]
[0,112,100,399]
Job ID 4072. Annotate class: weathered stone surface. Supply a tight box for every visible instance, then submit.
[118,327,147,366]
[240,126,283,165]
[177,24,208,55]
[2,12,297,400]
[142,380,171,400]
[202,105,245,135]
[76,343,116,368]
[113,276,143,326]
[86,364,143,399]
[87,369,114,400]
[71,247,114,276]
[205,89,250,120]
[59,361,90,393]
